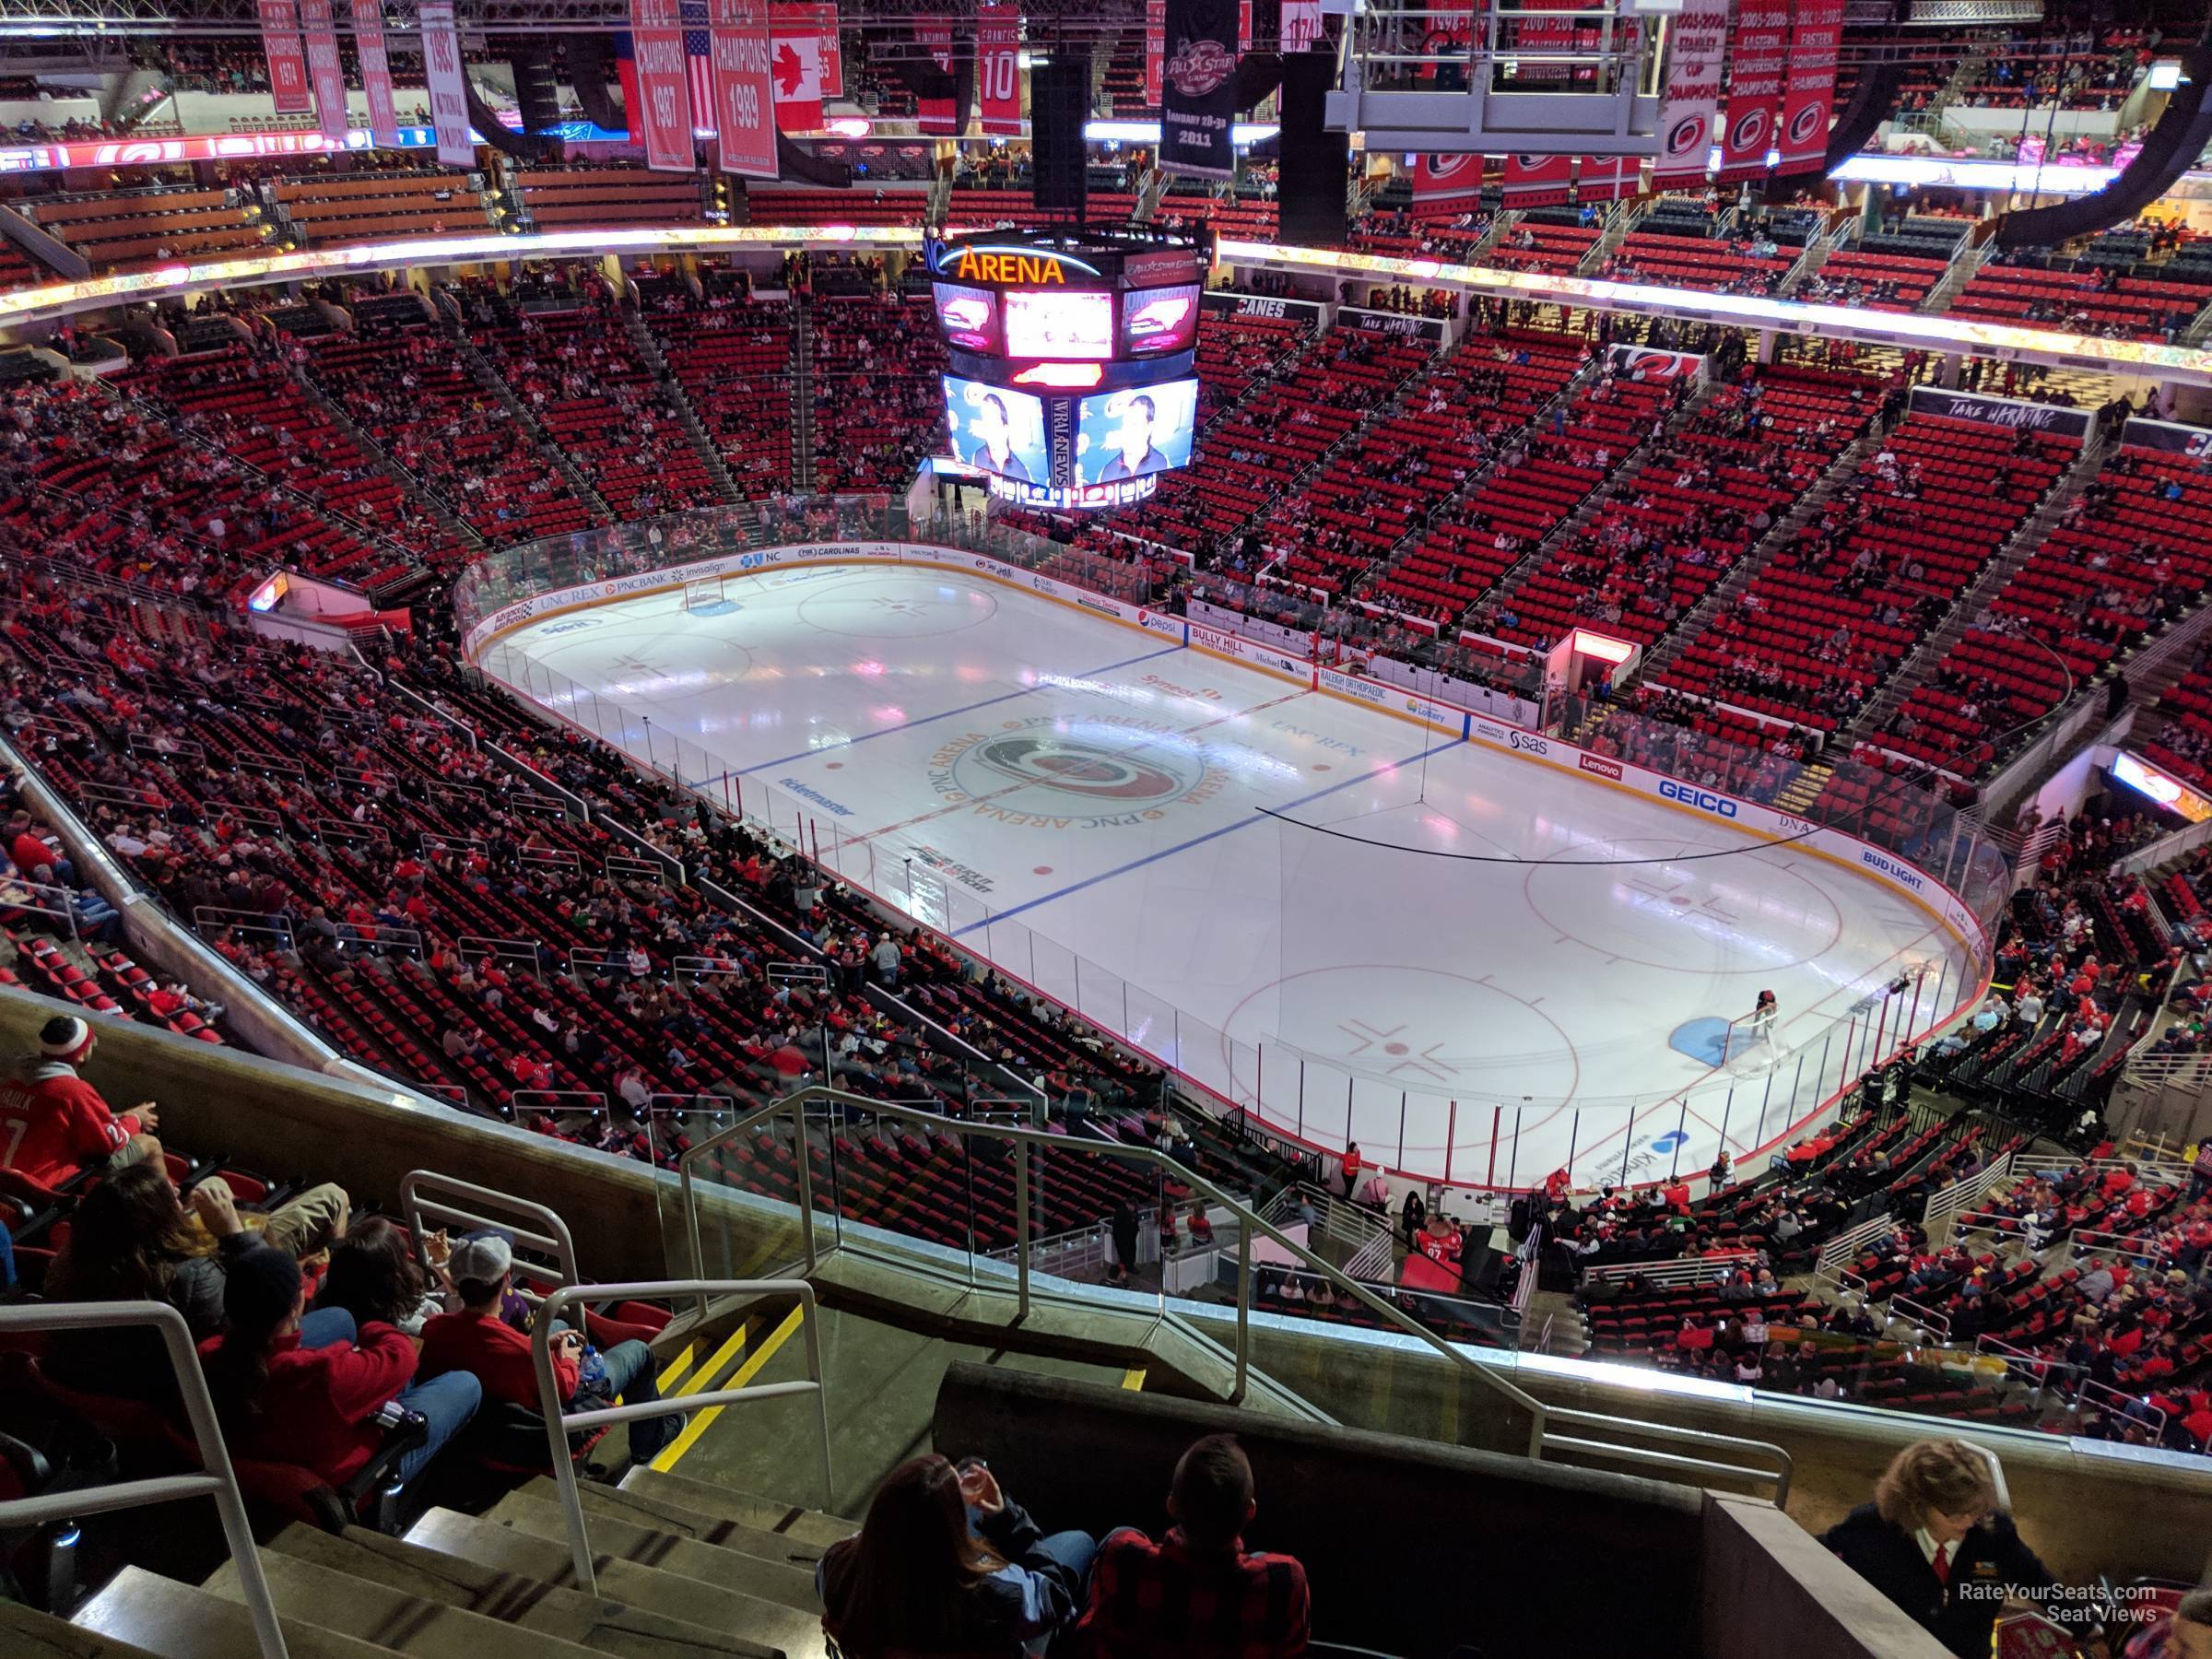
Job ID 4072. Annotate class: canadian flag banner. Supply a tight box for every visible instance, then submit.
[1576,154,1638,203]
[1280,0,1324,53]
[1717,0,1791,181]
[1502,150,1573,206]
[916,17,958,135]
[813,3,843,97]
[769,6,825,131]
[1146,0,1166,107]
[257,0,312,116]
[296,0,348,142]
[418,0,474,166]
[351,0,402,149]
[1409,151,1486,202]
[1652,0,1728,187]
[1777,0,1846,175]
[710,0,778,178]
[977,4,1024,136]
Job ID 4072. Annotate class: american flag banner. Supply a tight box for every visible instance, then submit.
[618,2,724,142]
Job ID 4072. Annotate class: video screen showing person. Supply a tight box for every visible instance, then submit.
[1120,284,1201,356]
[932,282,1000,353]
[1076,381,1197,484]
[1002,289,1115,360]
[942,375,1049,484]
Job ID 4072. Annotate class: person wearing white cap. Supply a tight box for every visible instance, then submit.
[418,1234,680,1466]
[0,1014,159,1194]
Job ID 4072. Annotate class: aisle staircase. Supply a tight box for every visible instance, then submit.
[621,306,747,506]
[453,335,615,522]
[35,1465,852,1658]
[791,310,818,493]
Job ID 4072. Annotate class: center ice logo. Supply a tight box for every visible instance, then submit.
[925,714,1222,830]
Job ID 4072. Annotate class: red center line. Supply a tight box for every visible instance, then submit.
[844,685,1313,848]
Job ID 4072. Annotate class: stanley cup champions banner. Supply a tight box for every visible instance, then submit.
[351,0,402,149]
[297,0,348,142]
[257,0,312,115]
[1652,0,1729,189]
[1162,0,1239,180]
[709,0,779,177]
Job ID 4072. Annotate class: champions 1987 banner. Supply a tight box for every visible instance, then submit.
[1161,0,1240,181]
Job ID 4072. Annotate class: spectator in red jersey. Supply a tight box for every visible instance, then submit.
[7,809,70,885]
[1077,1432,1311,1658]
[201,1242,480,1490]
[0,1014,159,1192]
[417,1234,677,1465]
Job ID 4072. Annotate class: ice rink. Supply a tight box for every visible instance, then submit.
[483,562,1982,1189]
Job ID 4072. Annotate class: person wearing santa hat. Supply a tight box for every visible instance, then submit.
[0,1015,159,1194]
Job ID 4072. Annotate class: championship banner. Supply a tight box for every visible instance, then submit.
[1146,0,1167,107]
[257,0,312,116]
[1162,0,1240,181]
[1777,0,1845,175]
[1281,0,1325,53]
[1576,154,1636,203]
[769,6,825,131]
[1653,0,1728,188]
[1717,0,1790,181]
[709,0,779,178]
[631,0,697,170]
[1410,151,1486,202]
[815,2,843,96]
[351,0,402,149]
[297,0,348,142]
[1908,385,2094,438]
[1238,0,1252,51]
[1514,0,1579,84]
[418,0,475,165]
[1502,150,1573,206]
[916,17,958,135]
[977,3,1024,136]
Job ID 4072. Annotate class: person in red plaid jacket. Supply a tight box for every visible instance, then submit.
[1075,1433,1310,1658]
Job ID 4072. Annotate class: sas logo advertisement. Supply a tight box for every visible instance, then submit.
[1578,753,1623,781]
[1658,779,1740,819]
[1861,848,1926,893]
[1508,731,1549,758]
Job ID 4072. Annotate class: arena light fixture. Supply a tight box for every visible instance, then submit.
[1570,629,1634,665]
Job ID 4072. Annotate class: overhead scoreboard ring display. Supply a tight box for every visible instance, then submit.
[928,230,1204,512]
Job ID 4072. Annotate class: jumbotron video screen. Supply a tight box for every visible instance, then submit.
[928,232,1203,512]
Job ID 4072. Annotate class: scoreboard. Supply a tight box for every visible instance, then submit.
[927,231,1203,512]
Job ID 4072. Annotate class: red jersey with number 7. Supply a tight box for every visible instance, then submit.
[0,1061,141,1191]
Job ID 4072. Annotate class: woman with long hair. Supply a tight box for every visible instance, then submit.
[817,1453,1093,1657]
[45,1163,248,1396]
[316,1216,440,1335]
[200,1243,479,1489]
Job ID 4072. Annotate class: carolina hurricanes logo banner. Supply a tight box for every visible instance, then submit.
[632,0,697,171]
[1778,0,1845,175]
[1162,0,1239,180]
[1410,152,1486,202]
[1502,151,1573,206]
[1717,0,1790,181]
[710,0,778,178]
[351,0,401,149]
[258,0,312,115]
[1653,0,1728,188]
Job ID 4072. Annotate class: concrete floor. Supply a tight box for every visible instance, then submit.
[665,1303,1135,1520]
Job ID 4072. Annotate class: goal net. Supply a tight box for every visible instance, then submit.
[682,575,725,611]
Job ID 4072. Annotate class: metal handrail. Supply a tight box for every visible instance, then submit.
[677,1085,1549,1445]
[399,1168,582,1298]
[529,1277,830,1595]
[0,1300,288,1658]
[1540,1407,1794,1505]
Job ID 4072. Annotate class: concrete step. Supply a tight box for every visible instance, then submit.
[618,1465,858,1548]
[484,1490,820,1613]
[72,1564,395,1659]
[0,1598,167,1659]
[205,1547,600,1659]
[405,1506,823,1657]
[267,1523,778,1659]
[517,1477,836,1566]
[515,1474,828,1568]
